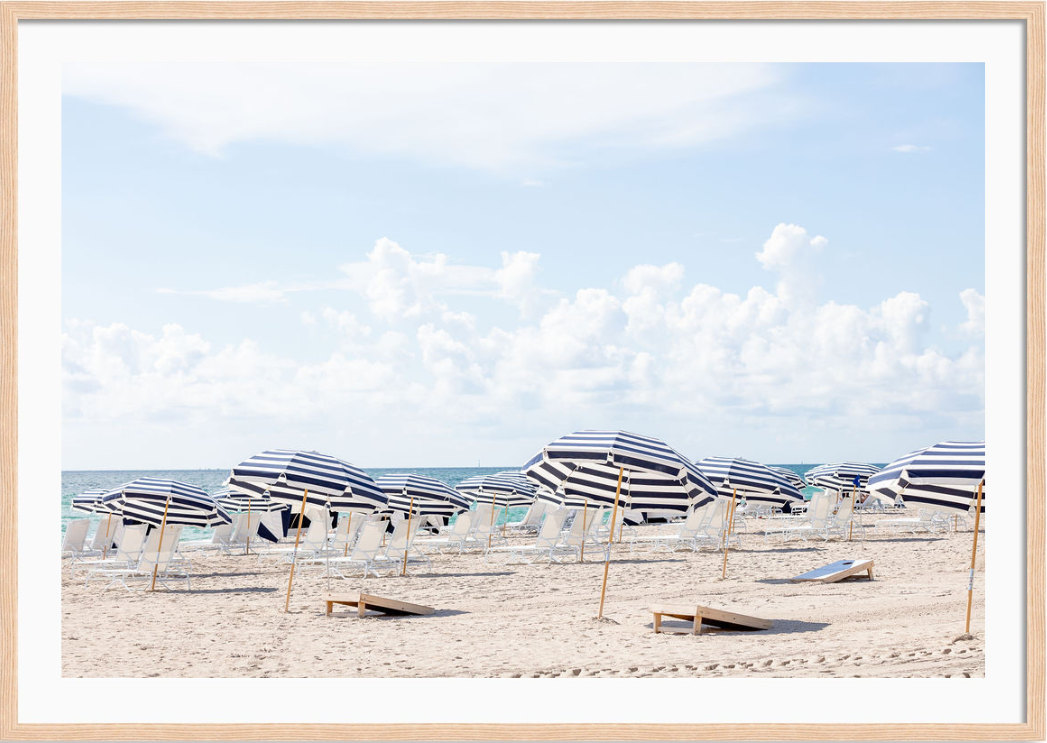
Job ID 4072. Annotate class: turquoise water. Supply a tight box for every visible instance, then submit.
[61,464,819,539]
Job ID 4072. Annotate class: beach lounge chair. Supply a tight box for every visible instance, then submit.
[72,523,147,578]
[381,518,431,571]
[299,521,394,579]
[179,523,232,553]
[60,519,91,561]
[329,513,366,555]
[225,512,265,553]
[505,500,547,532]
[469,505,509,550]
[85,525,188,591]
[598,507,638,543]
[876,508,950,534]
[415,511,476,554]
[548,508,607,563]
[80,517,121,559]
[485,509,569,564]
[261,518,328,563]
[629,501,723,553]
[767,493,838,542]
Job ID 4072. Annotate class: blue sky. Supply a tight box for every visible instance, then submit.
[61,62,985,469]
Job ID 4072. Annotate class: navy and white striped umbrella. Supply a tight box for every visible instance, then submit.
[695,457,803,507]
[524,431,718,513]
[456,471,537,508]
[101,478,231,528]
[71,489,110,514]
[769,466,806,491]
[378,474,472,518]
[228,449,386,514]
[804,462,882,494]
[867,441,985,513]
[212,487,287,513]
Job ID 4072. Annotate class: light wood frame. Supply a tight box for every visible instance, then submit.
[0,2,1042,740]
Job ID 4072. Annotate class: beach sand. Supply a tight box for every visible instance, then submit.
[61,514,984,678]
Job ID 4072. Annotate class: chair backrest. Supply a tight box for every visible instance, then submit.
[385,518,410,551]
[295,518,328,550]
[835,495,855,525]
[113,524,147,561]
[89,517,119,551]
[561,509,593,547]
[535,508,568,547]
[586,508,607,538]
[451,511,474,537]
[524,500,548,525]
[333,513,365,547]
[350,521,387,559]
[62,519,91,551]
[210,523,232,545]
[808,493,836,525]
[140,525,183,572]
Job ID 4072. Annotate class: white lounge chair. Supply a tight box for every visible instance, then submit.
[73,523,147,578]
[876,508,950,534]
[261,518,328,563]
[179,523,232,553]
[629,501,725,553]
[505,500,548,533]
[300,521,394,579]
[767,493,839,542]
[381,518,430,571]
[81,517,121,559]
[328,513,366,556]
[485,509,569,564]
[226,512,265,553]
[61,519,92,560]
[86,525,188,591]
[415,511,476,554]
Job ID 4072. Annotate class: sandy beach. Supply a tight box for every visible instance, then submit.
[61,514,984,679]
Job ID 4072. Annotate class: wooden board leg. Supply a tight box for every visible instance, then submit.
[692,616,701,635]
[326,601,333,616]
[653,613,662,634]
[868,566,874,580]
[358,600,367,618]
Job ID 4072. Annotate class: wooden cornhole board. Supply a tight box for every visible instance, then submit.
[650,604,773,635]
[790,559,874,583]
[324,593,434,618]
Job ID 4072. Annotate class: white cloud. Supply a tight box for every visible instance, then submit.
[63,62,793,172]
[893,144,932,153]
[960,288,985,337]
[64,223,984,465]
[755,223,828,307]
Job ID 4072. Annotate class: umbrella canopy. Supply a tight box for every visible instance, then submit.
[804,462,882,494]
[378,474,472,518]
[525,431,718,513]
[228,449,386,514]
[695,457,803,507]
[71,488,110,514]
[867,441,985,513]
[456,471,537,508]
[213,486,288,513]
[101,478,231,528]
[768,466,806,491]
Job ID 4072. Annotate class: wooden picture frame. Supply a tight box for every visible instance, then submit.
[1,2,1043,740]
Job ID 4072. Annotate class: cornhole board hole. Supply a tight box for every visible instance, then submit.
[324,593,434,618]
[790,559,874,583]
[650,604,773,635]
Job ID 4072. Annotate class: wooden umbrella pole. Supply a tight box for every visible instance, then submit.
[102,512,113,559]
[488,494,497,549]
[597,468,623,620]
[150,496,171,592]
[284,488,310,613]
[344,513,352,557]
[848,484,857,541]
[964,481,985,634]
[721,488,738,580]
[245,497,252,555]
[580,500,588,562]
[402,495,414,576]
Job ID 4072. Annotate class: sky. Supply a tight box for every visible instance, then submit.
[61,62,985,470]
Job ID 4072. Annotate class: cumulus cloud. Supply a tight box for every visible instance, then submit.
[64,223,985,464]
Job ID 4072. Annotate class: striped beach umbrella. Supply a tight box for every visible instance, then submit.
[525,430,716,618]
[456,471,537,509]
[71,488,110,514]
[804,462,882,496]
[867,441,985,513]
[769,466,806,491]
[101,478,231,590]
[869,440,985,633]
[378,474,470,574]
[212,487,287,554]
[695,457,803,577]
[229,449,386,611]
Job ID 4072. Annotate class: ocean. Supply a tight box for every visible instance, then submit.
[61,463,820,540]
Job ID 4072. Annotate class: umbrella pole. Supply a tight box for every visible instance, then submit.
[848,484,857,541]
[964,481,985,634]
[245,498,252,555]
[150,496,171,592]
[721,488,738,580]
[597,468,623,619]
[402,495,414,576]
[488,495,497,549]
[284,489,310,613]
[344,513,352,557]
[581,500,588,562]
[102,512,112,559]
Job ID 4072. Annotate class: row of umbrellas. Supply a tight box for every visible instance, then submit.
[71,433,986,620]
